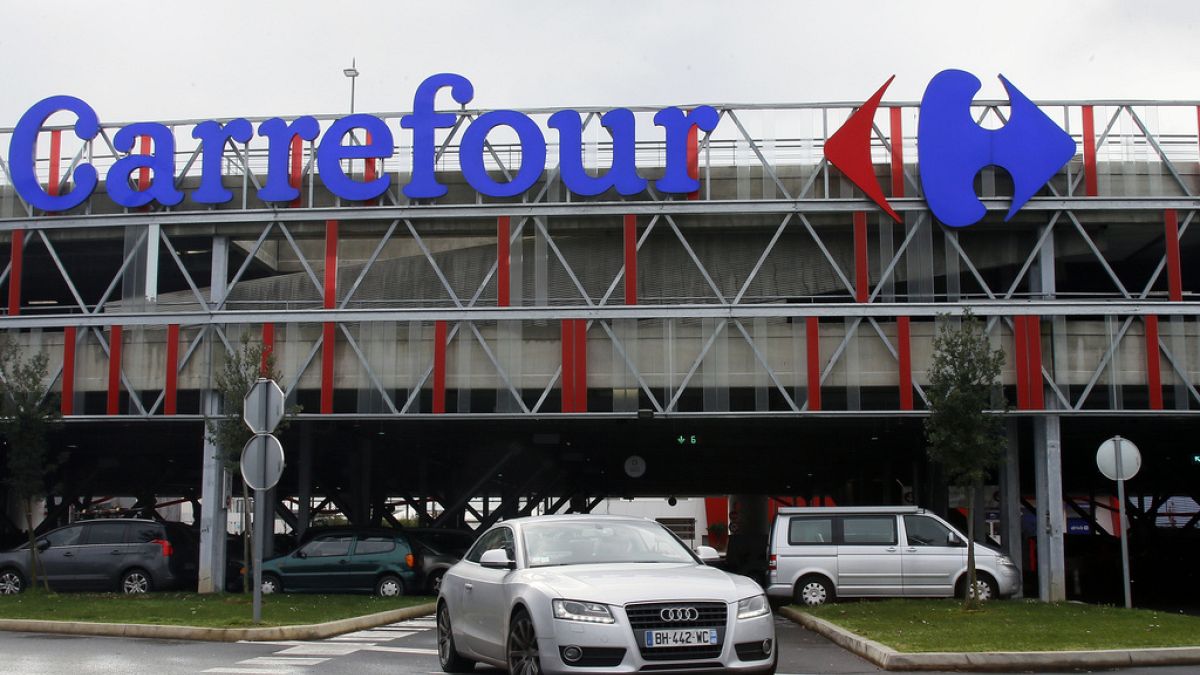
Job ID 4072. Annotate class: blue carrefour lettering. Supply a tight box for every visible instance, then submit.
[191,119,253,204]
[917,69,1076,227]
[9,95,99,212]
[107,122,184,208]
[550,108,646,196]
[653,106,719,193]
[257,117,321,203]
[460,110,547,198]
[317,114,394,202]
[402,73,474,199]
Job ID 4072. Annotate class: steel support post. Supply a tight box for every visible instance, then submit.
[1033,415,1067,601]
[296,424,312,540]
[198,390,227,593]
[198,236,229,594]
[1000,420,1023,597]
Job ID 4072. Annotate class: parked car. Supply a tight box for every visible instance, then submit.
[436,514,776,674]
[0,519,195,594]
[404,528,476,594]
[765,506,1020,607]
[259,528,420,597]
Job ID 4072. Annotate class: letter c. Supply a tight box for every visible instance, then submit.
[9,95,99,212]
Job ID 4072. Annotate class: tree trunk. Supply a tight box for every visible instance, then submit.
[964,482,979,610]
[242,481,252,595]
[24,501,48,592]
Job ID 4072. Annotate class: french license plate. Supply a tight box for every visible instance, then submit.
[644,628,719,648]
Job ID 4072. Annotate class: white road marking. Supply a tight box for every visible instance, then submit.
[363,645,440,655]
[203,669,299,674]
[275,644,371,656]
[394,620,436,628]
[238,657,330,666]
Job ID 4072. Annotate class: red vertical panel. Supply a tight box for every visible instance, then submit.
[624,214,638,305]
[1027,316,1044,410]
[165,323,180,415]
[497,216,510,307]
[1013,316,1030,410]
[107,325,123,415]
[1145,315,1163,410]
[1082,106,1098,197]
[324,220,339,309]
[290,135,304,208]
[321,220,338,414]
[687,122,700,200]
[897,316,913,410]
[433,320,447,414]
[138,136,151,192]
[61,326,76,416]
[561,320,575,412]
[364,131,377,184]
[853,211,868,303]
[48,130,62,197]
[321,322,335,414]
[8,228,24,316]
[261,323,275,376]
[574,319,587,412]
[889,107,904,198]
[1164,209,1183,302]
[806,317,821,411]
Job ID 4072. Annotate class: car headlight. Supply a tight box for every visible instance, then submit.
[552,599,615,624]
[737,594,770,620]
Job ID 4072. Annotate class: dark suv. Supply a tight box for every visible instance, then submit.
[0,519,194,594]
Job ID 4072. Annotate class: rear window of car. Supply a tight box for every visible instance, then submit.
[84,522,130,545]
[131,523,166,543]
[354,536,396,555]
[788,517,833,544]
[302,535,353,557]
[840,516,897,545]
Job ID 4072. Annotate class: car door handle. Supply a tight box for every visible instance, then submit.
[464,583,473,591]
[62,552,73,557]
[111,550,122,555]
[886,547,897,552]
[338,559,348,565]
[905,547,918,552]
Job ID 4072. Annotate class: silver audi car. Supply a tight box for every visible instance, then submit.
[436,514,776,674]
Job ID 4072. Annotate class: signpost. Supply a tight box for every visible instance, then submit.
[1096,435,1141,609]
[241,378,286,624]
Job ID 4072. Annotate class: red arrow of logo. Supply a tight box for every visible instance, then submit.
[823,76,901,223]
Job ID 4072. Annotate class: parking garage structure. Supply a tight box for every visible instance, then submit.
[1,88,1199,600]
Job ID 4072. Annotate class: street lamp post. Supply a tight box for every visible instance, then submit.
[343,59,359,114]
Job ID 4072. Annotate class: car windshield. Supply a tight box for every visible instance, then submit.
[522,520,696,567]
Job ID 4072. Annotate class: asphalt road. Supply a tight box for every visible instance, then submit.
[0,613,1196,674]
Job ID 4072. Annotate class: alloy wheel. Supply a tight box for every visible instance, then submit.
[507,612,541,675]
[122,570,150,594]
[437,605,454,666]
[0,571,22,595]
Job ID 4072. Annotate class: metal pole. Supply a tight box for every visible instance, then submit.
[1114,436,1132,609]
[252,484,265,623]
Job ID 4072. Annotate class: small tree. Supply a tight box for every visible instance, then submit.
[0,336,60,592]
[924,309,1007,609]
[204,334,291,593]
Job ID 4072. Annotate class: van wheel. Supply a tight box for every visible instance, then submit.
[956,572,998,602]
[794,575,835,607]
[121,568,152,594]
[0,569,25,595]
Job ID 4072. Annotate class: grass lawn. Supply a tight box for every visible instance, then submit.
[0,591,434,628]
[804,599,1200,652]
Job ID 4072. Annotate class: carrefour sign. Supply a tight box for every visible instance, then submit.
[8,70,1075,228]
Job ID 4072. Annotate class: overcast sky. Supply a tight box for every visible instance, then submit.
[2,0,1198,125]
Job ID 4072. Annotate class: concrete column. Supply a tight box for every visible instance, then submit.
[198,391,227,594]
[1000,420,1024,597]
[1033,415,1067,601]
[198,236,229,594]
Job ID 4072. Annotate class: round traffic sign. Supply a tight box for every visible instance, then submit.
[1096,436,1141,481]
[241,434,285,490]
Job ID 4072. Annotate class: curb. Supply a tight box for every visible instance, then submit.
[778,606,1200,671]
[0,602,436,643]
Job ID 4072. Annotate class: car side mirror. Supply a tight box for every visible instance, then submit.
[480,548,515,570]
[948,534,966,547]
[694,545,720,563]
[37,540,50,551]
[295,550,307,559]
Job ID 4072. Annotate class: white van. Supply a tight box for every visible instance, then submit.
[765,506,1020,606]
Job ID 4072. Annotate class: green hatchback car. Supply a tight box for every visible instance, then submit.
[259,528,420,597]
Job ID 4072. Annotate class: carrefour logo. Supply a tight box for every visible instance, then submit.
[7,70,1074,227]
[825,69,1077,227]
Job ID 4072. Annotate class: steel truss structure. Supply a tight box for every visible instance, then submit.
[2,96,1199,599]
